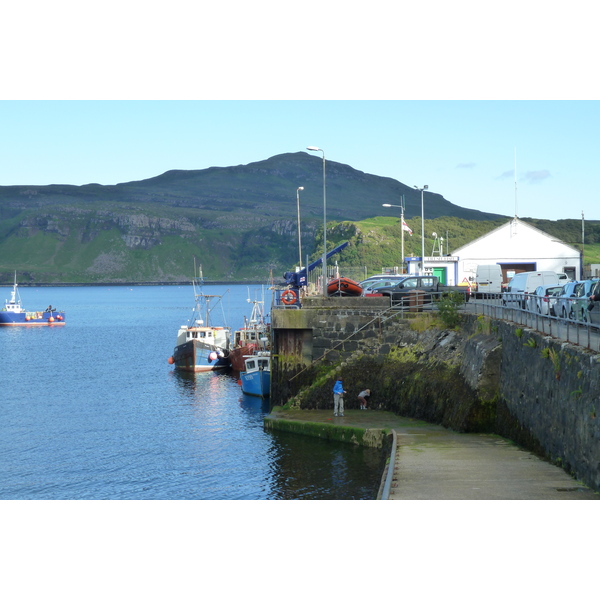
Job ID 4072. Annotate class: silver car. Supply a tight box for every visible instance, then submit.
[555,281,583,319]
[360,276,407,295]
[572,279,600,323]
[527,285,563,315]
[587,280,600,328]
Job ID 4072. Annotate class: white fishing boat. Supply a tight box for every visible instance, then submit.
[168,266,231,372]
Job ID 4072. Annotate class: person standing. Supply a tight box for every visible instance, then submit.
[358,389,370,410]
[333,377,346,417]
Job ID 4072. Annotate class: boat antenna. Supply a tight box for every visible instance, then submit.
[514,147,518,218]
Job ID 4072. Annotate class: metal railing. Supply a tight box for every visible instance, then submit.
[469,293,600,352]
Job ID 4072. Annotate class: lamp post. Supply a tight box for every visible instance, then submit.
[414,185,428,275]
[307,146,327,295]
[382,196,406,272]
[296,186,304,268]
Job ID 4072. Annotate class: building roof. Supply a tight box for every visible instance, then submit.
[450,217,581,259]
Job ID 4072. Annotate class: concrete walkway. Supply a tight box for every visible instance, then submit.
[266,409,598,500]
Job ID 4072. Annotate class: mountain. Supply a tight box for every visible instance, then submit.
[0,151,523,284]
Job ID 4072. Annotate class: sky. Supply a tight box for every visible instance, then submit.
[1,100,596,222]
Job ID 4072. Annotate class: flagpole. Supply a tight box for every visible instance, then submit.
[400,195,405,273]
[383,198,411,274]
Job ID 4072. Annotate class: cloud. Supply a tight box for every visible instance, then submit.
[456,162,476,169]
[495,169,551,184]
[523,170,551,184]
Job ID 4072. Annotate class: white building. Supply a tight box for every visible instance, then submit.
[406,218,581,285]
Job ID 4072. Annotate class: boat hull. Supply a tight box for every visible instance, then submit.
[240,369,270,397]
[229,344,258,371]
[0,311,66,326]
[327,277,362,297]
[172,340,230,373]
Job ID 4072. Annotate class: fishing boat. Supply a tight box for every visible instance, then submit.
[229,294,270,371]
[0,274,66,326]
[239,352,270,397]
[168,266,231,373]
[327,276,362,297]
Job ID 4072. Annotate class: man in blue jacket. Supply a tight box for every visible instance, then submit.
[333,377,346,417]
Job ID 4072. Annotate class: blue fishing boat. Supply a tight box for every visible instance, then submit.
[239,353,270,397]
[0,274,66,326]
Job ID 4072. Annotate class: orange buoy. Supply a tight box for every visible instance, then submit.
[168,356,175,365]
[48,317,55,323]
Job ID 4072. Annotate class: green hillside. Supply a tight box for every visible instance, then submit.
[0,153,598,283]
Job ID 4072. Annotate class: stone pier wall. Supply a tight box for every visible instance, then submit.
[270,298,600,491]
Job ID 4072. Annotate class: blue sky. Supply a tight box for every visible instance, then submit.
[1,100,597,222]
[1,4,598,223]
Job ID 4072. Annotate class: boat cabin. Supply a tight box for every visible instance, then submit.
[4,286,23,313]
[244,355,270,373]
[176,325,229,348]
[234,329,260,346]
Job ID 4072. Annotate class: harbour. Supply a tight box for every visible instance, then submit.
[0,284,382,500]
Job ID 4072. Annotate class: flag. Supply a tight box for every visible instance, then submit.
[402,220,413,236]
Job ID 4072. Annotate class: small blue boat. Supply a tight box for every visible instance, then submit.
[239,353,270,397]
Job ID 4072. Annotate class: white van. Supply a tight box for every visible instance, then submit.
[475,264,503,296]
[504,271,561,307]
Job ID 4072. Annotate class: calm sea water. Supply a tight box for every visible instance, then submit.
[0,284,382,500]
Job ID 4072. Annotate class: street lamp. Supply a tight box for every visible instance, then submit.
[307,146,327,295]
[382,196,406,272]
[414,185,428,275]
[296,186,304,268]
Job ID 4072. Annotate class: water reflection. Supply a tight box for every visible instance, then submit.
[168,369,382,499]
[239,393,271,416]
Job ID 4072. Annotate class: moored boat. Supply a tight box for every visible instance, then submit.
[0,274,66,326]
[327,276,362,297]
[239,352,270,397]
[168,266,231,373]
[229,295,270,371]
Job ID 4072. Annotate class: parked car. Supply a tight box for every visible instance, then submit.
[504,271,562,308]
[572,279,600,322]
[527,285,563,315]
[375,275,470,306]
[359,275,406,287]
[361,278,406,295]
[587,280,600,329]
[554,281,583,319]
[475,264,503,297]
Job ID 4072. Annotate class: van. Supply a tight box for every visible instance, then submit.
[475,264,503,296]
[504,271,561,308]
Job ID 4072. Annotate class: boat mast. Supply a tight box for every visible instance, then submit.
[189,262,229,330]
